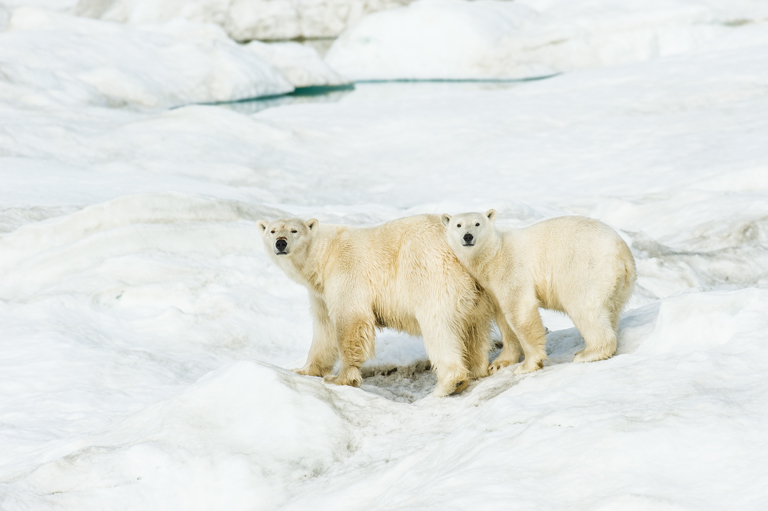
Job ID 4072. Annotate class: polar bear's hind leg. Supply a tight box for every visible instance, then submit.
[570,306,617,363]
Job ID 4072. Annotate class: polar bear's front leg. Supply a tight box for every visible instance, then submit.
[419,321,471,397]
[295,295,338,377]
[323,315,375,388]
[504,302,549,375]
[489,308,523,374]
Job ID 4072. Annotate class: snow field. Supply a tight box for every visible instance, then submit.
[73,0,413,41]
[4,361,354,511]
[327,0,768,80]
[1,1,768,508]
[245,40,350,88]
[0,8,292,108]
[3,286,768,510]
[0,7,351,109]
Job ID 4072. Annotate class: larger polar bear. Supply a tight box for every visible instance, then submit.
[256,214,495,396]
[442,210,636,375]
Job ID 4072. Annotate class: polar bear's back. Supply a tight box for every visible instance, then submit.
[328,214,489,335]
[516,216,635,312]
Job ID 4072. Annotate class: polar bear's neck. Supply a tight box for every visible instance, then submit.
[463,229,504,284]
[278,228,337,294]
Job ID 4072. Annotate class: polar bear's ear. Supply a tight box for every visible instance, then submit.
[305,218,319,232]
[485,209,497,223]
[440,214,452,226]
[256,220,269,233]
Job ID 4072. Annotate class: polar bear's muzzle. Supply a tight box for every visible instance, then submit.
[275,238,289,254]
[462,233,475,247]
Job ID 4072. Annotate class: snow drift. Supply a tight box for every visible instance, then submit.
[2,2,768,508]
[74,0,413,41]
[7,362,354,511]
[3,288,768,510]
[327,0,768,80]
[246,41,349,88]
[0,8,293,108]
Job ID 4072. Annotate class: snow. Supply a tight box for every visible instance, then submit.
[0,8,293,108]
[245,40,349,88]
[327,0,768,80]
[74,0,413,41]
[5,361,353,510]
[0,0,75,11]
[2,1,768,509]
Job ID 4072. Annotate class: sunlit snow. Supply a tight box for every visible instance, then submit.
[74,0,414,41]
[1,1,768,510]
[327,0,768,80]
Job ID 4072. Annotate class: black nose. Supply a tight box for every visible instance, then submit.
[275,239,287,251]
[463,233,474,243]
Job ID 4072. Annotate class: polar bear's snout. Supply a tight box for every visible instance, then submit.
[257,218,319,258]
[463,233,475,246]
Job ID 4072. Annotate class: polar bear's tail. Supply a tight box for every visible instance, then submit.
[611,239,638,328]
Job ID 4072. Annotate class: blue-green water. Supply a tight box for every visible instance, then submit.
[220,76,555,115]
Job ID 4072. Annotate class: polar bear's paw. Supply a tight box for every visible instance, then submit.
[323,367,363,388]
[573,349,613,363]
[433,375,469,397]
[293,365,331,377]
[513,357,547,375]
[451,379,469,394]
[488,359,514,374]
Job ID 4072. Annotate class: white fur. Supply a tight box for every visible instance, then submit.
[256,214,494,396]
[441,211,636,375]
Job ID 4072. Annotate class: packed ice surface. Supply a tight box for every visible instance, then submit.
[0,0,75,11]
[327,0,768,80]
[245,41,350,88]
[2,3,768,510]
[73,0,413,40]
[0,8,293,108]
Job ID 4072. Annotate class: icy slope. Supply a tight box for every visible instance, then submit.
[1,8,768,510]
[0,8,293,108]
[246,41,350,88]
[327,0,768,80]
[10,362,353,511]
[3,288,768,510]
[74,0,413,41]
[0,0,75,11]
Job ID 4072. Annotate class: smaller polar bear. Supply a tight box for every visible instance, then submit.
[441,210,636,375]
[257,215,494,396]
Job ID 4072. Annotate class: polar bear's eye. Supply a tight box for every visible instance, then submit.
[270,230,275,234]
[457,223,461,228]
[291,230,297,233]
[475,223,480,227]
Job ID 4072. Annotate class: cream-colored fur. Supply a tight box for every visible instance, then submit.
[256,214,494,396]
[441,211,636,375]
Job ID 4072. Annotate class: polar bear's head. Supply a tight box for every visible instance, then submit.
[256,217,319,257]
[441,209,497,252]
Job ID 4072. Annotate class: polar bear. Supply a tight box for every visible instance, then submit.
[256,214,494,396]
[441,210,636,375]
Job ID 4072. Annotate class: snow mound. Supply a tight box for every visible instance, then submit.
[0,6,8,30]
[0,0,76,11]
[0,192,278,274]
[638,288,768,355]
[0,193,311,363]
[74,0,413,41]
[274,289,768,510]
[10,362,353,511]
[0,8,293,108]
[327,0,768,80]
[246,41,350,88]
